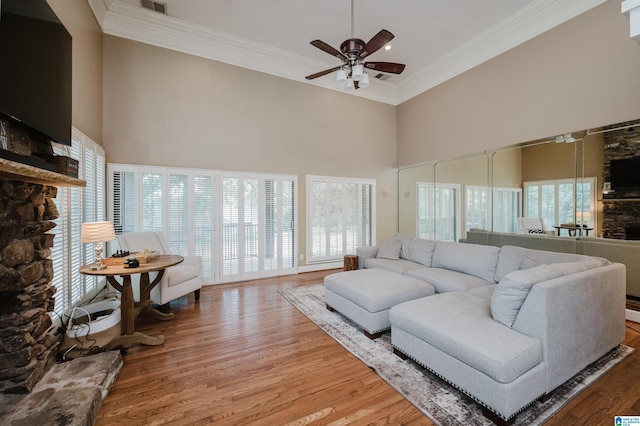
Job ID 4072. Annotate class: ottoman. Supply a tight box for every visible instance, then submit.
[324,269,435,339]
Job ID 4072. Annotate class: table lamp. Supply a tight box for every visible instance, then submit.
[81,221,116,270]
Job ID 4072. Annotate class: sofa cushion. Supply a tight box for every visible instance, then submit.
[519,255,542,270]
[390,286,543,384]
[363,257,425,274]
[432,241,500,282]
[376,239,402,260]
[399,237,437,267]
[491,257,609,328]
[495,245,588,282]
[325,269,434,313]
[405,267,493,293]
[491,264,564,327]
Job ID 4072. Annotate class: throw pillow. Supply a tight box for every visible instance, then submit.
[519,255,542,270]
[491,264,564,328]
[376,239,402,260]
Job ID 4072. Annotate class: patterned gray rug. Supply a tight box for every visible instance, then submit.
[280,284,634,426]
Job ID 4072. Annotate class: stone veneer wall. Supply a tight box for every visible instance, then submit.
[0,177,60,393]
[602,120,640,239]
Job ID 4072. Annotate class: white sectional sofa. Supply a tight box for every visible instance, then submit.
[351,234,626,421]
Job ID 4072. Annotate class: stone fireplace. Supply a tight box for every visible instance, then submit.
[0,177,60,393]
[0,133,122,425]
[602,120,640,239]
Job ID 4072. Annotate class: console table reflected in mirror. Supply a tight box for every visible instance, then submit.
[554,225,594,237]
[79,254,184,348]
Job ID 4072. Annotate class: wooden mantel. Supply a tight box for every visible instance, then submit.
[0,158,85,187]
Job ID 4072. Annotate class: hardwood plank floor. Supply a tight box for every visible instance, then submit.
[95,270,640,425]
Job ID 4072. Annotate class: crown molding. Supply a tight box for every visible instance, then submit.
[88,0,605,106]
[394,0,607,104]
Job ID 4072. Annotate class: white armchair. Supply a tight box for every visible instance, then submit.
[116,231,203,306]
[517,217,554,235]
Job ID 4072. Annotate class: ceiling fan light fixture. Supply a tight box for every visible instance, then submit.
[359,72,370,88]
[336,68,347,82]
[351,64,364,81]
[344,77,355,90]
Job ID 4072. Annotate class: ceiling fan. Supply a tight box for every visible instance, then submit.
[305,0,406,89]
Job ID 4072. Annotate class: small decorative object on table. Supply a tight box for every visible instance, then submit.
[124,258,139,268]
[135,248,159,264]
[112,250,130,258]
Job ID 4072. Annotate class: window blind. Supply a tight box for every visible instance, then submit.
[307,175,376,263]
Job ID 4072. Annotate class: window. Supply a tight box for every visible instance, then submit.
[523,178,596,229]
[416,182,460,241]
[51,128,106,317]
[466,185,522,233]
[108,165,297,283]
[307,175,375,262]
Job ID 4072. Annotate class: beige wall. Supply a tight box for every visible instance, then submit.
[102,36,398,265]
[47,0,103,144]
[397,0,640,167]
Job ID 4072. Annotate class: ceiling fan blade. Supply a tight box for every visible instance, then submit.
[305,66,341,80]
[359,29,394,59]
[310,40,347,61]
[364,62,406,74]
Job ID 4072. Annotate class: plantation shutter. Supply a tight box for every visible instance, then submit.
[168,173,189,255]
[222,177,239,277]
[51,129,105,317]
[361,183,373,247]
[51,185,70,315]
[142,172,163,232]
[112,171,135,235]
[68,141,84,306]
[307,175,376,263]
[193,175,213,278]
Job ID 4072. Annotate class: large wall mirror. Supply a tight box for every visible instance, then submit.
[397,118,640,303]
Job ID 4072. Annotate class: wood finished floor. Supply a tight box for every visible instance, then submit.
[95,270,640,425]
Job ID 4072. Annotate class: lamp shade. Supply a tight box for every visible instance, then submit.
[336,68,347,82]
[359,72,370,88]
[344,77,355,90]
[351,64,364,81]
[81,221,116,243]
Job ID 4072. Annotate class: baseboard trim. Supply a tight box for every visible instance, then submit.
[298,261,343,273]
[626,308,640,323]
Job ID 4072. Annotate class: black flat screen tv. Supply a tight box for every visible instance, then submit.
[0,0,72,146]
[610,157,640,191]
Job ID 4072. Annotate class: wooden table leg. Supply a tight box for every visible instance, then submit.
[138,271,174,321]
[106,273,170,348]
[107,275,134,335]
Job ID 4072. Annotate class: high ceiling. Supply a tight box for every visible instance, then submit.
[88,0,606,105]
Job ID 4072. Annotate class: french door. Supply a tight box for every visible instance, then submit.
[108,164,297,284]
[219,172,297,283]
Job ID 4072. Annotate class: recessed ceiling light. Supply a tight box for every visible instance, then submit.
[384,45,392,51]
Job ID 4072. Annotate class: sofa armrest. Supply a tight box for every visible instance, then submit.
[356,246,378,269]
[512,263,626,392]
[181,254,203,274]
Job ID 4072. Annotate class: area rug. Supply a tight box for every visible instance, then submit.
[280,284,634,426]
